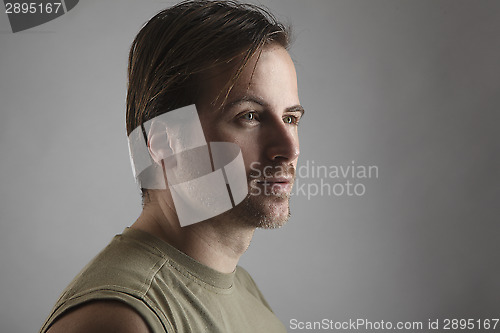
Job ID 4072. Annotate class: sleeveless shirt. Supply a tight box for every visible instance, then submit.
[39,228,286,333]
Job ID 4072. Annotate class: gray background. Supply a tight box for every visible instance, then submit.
[1,0,499,332]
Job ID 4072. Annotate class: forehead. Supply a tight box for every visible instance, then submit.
[197,44,298,112]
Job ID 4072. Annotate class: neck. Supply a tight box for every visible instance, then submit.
[131,192,255,273]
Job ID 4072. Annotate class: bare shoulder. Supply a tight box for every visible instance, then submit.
[46,301,151,333]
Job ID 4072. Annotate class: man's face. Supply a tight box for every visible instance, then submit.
[197,45,303,228]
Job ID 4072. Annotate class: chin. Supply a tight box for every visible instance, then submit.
[236,194,292,229]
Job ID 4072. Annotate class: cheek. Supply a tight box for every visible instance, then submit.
[238,141,258,166]
[232,137,261,172]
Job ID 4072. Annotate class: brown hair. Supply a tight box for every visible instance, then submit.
[126,0,290,136]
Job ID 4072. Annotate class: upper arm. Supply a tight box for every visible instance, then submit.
[46,301,151,333]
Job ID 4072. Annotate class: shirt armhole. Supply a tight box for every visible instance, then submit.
[40,288,173,333]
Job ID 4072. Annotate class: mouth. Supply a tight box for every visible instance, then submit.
[254,177,293,195]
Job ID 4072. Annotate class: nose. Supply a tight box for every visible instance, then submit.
[265,119,300,163]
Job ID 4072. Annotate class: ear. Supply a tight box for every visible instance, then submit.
[147,119,175,166]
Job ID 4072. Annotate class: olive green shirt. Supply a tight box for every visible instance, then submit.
[40,228,286,333]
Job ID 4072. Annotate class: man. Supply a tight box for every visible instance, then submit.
[40,1,303,332]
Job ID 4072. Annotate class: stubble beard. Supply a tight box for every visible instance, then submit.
[235,190,291,229]
[227,164,296,229]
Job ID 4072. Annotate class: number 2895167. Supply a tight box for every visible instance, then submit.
[443,318,499,330]
[5,2,62,14]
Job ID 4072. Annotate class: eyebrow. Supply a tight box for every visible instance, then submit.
[225,95,305,116]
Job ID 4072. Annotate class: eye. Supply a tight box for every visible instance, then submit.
[242,112,255,120]
[238,111,259,122]
[283,115,300,125]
